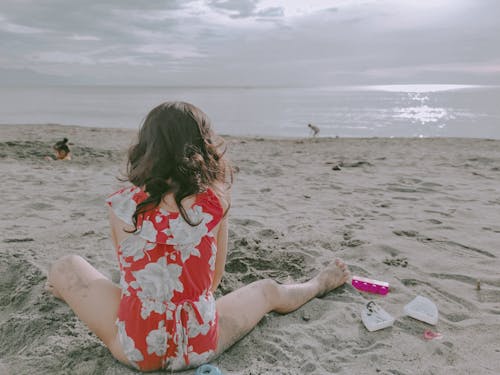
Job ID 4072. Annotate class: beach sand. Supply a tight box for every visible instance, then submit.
[1,124,499,375]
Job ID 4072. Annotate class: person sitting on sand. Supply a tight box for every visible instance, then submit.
[46,102,350,372]
[308,123,320,137]
[46,138,72,160]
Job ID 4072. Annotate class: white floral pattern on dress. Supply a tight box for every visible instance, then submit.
[187,293,216,338]
[146,321,169,356]
[116,320,144,368]
[139,219,159,242]
[119,272,131,296]
[169,348,216,370]
[107,187,138,225]
[120,234,154,262]
[208,242,217,271]
[188,349,216,367]
[130,257,184,319]
[119,256,131,269]
[164,205,213,262]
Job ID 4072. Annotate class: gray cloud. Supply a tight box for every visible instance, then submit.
[0,0,499,85]
[208,0,259,18]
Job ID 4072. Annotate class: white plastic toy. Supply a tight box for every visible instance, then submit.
[404,295,439,325]
[361,301,395,332]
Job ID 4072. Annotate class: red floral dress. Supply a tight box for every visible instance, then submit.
[106,186,223,371]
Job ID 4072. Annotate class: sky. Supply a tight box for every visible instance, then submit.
[0,0,499,86]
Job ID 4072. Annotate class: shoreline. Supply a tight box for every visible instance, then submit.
[2,123,500,142]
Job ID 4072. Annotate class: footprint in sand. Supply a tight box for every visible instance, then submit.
[387,178,442,194]
[419,237,496,259]
[427,219,443,225]
[253,165,283,178]
[392,230,496,259]
[231,218,262,227]
[257,228,281,239]
[393,230,419,237]
[24,202,55,210]
[383,256,408,267]
[341,239,364,248]
[378,245,401,257]
[3,238,34,243]
[424,209,453,217]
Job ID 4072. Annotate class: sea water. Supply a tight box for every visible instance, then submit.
[0,84,499,138]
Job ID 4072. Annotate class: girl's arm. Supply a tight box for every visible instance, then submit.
[108,207,134,252]
[108,208,121,252]
[210,182,231,293]
[211,215,228,292]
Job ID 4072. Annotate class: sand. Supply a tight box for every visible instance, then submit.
[1,124,499,375]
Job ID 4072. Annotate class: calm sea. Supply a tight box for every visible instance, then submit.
[0,84,499,138]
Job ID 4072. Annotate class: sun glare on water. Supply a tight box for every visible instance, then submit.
[363,84,482,93]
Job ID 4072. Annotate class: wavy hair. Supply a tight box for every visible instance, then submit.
[126,102,231,230]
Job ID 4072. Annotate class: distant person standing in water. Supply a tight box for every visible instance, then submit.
[46,138,72,160]
[308,123,320,137]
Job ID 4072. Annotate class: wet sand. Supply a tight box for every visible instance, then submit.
[1,124,499,375]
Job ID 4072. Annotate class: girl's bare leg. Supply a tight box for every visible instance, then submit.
[215,259,350,354]
[47,255,132,366]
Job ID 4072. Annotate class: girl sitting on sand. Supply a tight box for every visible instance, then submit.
[46,138,72,160]
[46,102,350,372]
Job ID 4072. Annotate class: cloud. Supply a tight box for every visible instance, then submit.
[255,0,338,17]
[208,0,259,18]
[100,56,153,67]
[34,51,96,65]
[135,44,205,59]
[0,14,47,34]
[0,0,499,85]
[69,34,101,41]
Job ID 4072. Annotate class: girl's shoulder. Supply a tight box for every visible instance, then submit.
[106,185,147,203]
[207,181,231,213]
[105,186,147,225]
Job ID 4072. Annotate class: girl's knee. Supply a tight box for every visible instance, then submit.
[253,279,280,307]
[54,254,83,267]
[49,255,83,279]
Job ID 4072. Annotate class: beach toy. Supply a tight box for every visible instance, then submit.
[361,301,395,332]
[352,275,389,295]
[195,364,222,375]
[404,295,439,325]
[423,330,443,340]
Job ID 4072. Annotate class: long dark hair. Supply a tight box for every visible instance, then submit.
[126,101,231,230]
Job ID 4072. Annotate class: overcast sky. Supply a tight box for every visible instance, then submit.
[1,0,499,86]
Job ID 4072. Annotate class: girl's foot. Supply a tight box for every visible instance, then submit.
[314,259,350,297]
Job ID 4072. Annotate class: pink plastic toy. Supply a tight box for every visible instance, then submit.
[351,275,389,295]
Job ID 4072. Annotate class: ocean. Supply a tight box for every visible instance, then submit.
[0,84,499,138]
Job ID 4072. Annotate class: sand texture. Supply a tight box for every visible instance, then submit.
[1,124,500,375]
